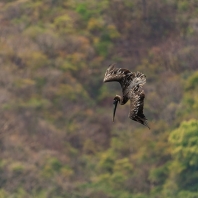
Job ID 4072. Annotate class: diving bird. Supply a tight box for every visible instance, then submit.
[103,64,150,129]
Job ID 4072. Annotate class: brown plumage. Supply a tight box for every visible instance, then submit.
[103,64,150,129]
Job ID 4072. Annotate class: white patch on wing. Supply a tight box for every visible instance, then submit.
[129,73,146,90]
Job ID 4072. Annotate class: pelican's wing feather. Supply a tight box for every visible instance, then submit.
[129,89,149,129]
[128,71,146,90]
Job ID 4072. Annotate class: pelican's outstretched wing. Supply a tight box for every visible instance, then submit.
[103,64,134,88]
[129,88,150,129]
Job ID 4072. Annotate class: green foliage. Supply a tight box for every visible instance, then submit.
[177,191,198,198]
[9,162,25,174]
[54,14,75,34]
[178,1,189,12]
[185,71,198,91]
[95,40,112,57]
[149,163,169,185]
[76,3,92,21]
[177,72,198,120]
[19,98,50,109]
[24,26,44,39]
[0,189,8,198]
[41,157,74,180]
[98,150,115,173]
[168,119,198,192]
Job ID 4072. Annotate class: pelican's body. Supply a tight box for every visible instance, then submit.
[103,64,149,129]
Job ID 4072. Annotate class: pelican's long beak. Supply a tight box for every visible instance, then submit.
[113,99,118,122]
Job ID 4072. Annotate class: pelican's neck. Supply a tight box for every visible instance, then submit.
[114,95,124,105]
[114,95,128,105]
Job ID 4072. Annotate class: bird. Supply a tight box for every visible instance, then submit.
[103,64,150,129]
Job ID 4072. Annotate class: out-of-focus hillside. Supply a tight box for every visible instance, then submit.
[0,0,198,197]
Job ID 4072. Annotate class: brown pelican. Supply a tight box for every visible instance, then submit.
[103,64,150,129]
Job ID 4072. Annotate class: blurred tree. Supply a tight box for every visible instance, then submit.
[168,119,198,194]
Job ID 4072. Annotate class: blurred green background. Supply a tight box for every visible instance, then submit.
[0,0,198,197]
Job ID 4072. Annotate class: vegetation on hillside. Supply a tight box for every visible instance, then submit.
[0,0,198,197]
